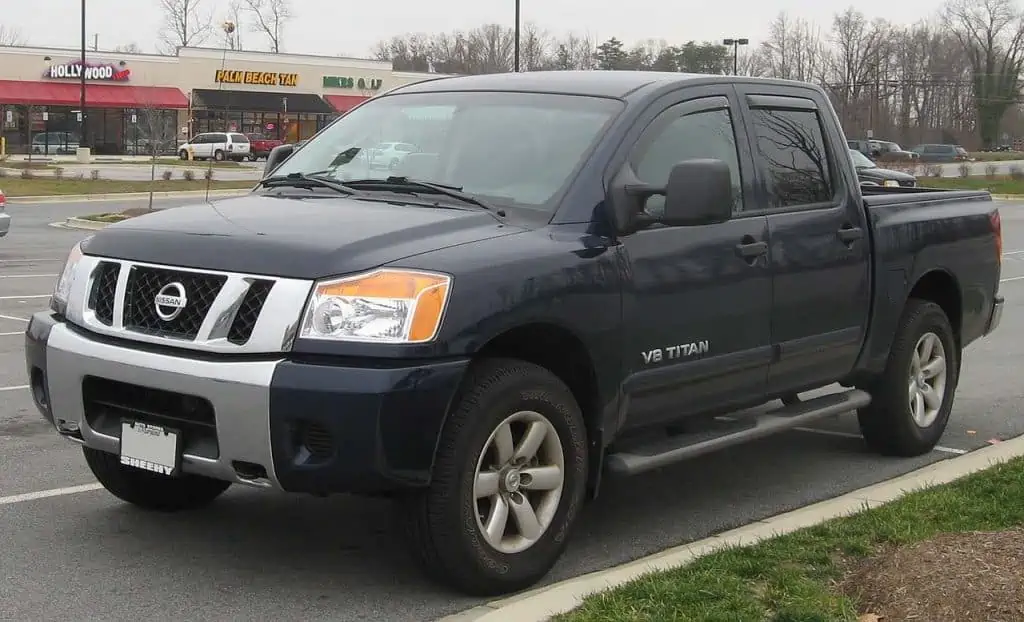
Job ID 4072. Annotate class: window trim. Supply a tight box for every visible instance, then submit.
[626,95,747,215]
[743,98,842,215]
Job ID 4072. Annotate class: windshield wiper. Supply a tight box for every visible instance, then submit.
[343,176,505,215]
[259,172,356,195]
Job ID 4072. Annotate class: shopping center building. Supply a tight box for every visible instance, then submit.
[0,45,443,156]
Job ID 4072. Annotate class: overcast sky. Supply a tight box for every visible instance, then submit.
[3,0,945,58]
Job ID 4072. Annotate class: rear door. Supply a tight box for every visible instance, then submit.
[617,86,773,429]
[733,88,871,394]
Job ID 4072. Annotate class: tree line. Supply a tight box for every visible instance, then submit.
[373,0,1024,149]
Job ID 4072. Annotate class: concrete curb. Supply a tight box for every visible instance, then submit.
[62,217,114,231]
[991,194,1024,200]
[437,435,1024,622]
[6,189,251,204]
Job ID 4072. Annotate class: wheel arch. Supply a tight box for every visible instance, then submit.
[907,269,963,346]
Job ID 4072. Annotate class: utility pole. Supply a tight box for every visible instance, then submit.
[722,38,749,75]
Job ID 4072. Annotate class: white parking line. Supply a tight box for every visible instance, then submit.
[0,385,28,392]
[794,426,968,454]
[0,484,103,506]
[0,331,23,336]
[0,274,57,279]
[0,258,63,263]
[0,314,28,322]
[0,294,50,300]
[1001,275,1024,283]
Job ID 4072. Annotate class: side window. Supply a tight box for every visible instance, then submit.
[749,107,833,208]
[632,106,744,216]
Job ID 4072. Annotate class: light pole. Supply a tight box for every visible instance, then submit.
[514,0,521,72]
[723,38,748,75]
[80,0,87,152]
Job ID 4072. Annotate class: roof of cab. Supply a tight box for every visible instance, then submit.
[392,70,712,98]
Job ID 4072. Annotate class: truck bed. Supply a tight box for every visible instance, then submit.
[855,187,1000,378]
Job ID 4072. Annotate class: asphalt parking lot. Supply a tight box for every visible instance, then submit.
[2,198,1023,621]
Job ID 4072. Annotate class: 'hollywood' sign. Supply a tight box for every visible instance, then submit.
[46,62,131,82]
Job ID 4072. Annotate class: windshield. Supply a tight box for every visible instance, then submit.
[849,149,876,168]
[269,90,623,210]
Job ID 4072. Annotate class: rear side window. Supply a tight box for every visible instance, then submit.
[749,107,833,208]
[230,133,249,143]
[210,133,228,143]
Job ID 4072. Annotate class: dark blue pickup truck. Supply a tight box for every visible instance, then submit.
[26,71,1004,596]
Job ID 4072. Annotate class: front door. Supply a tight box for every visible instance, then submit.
[618,89,773,430]
[734,88,872,393]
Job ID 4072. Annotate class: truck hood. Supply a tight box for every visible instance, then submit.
[81,192,525,279]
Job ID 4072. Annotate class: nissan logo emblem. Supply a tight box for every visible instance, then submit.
[154,282,188,321]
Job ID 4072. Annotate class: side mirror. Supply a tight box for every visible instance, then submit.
[264,143,295,177]
[609,159,734,234]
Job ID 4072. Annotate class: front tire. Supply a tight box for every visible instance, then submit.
[857,299,959,456]
[83,446,231,511]
[403,358,588,596]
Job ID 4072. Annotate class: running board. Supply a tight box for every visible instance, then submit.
[604,389,872,477]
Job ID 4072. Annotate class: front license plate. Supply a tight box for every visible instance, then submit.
[119,420,181,477]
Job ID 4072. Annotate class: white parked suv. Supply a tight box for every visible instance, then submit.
[178,132,252,162]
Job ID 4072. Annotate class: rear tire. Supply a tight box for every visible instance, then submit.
[857,299,959,456]
[83,446,231,512]
[402,358,588,596]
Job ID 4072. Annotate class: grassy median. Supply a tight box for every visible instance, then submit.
[916,175,1024,194]
[0,178,255,197]
[969,151,1024,161]
[553,455,1024,622]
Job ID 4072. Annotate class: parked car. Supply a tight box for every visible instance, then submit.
[245,133,284,161]
[31,132,79,155]
[28,71,1004,597]
[911,143,971,162]
[178,132,252,162]
[872,140,919,162]
[367,141,419,170]
[0,188,8,238]
[850,149,917,187]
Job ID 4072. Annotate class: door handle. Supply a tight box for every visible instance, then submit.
[837,225,864,244]
[735,239,768,259]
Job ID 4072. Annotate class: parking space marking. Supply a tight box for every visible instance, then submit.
[1001,275,1024,283]
[0,294,50,300]
[0,483,103,507]
[0,331,23,336]
[0,258,63,263]
[793,426,968,455]
[0,314,28,322]
[0,385,28,392]
[0,274,57,279]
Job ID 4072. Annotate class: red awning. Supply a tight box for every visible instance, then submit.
[0,80,189,108]
[324,94,369,113]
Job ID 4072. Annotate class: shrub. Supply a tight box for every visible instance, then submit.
[161,170,173,181]
[52,166,64,180]
[985,163,999,179]
[925,164,943,177]
[1010,165,1024,180]
[90,169,100,180]
[203,168,214,181]
[182,169,195,181]
[20,168,34,179]
[957,162,971,178]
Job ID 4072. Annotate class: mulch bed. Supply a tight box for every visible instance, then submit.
[841,528,1024,621]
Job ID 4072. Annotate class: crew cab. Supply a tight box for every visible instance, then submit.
[26,71,1004,598]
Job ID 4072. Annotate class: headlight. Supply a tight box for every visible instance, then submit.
[883,179,900,187]
[298,268,452,344]
[50,241,85,315]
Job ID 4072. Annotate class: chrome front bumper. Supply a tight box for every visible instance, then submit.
[44,321,284,489]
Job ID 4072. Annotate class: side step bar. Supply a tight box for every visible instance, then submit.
[605,389,872,477]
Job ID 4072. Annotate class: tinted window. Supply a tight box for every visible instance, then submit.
[211,133,228,143]
[230,133,249,143]
[632,106,744,215]
[749,107,832,208]
[924,145,944,154]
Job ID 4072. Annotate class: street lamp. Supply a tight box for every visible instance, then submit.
[80,0,87,152]
[514,0,521,72]
[722,38,749,75]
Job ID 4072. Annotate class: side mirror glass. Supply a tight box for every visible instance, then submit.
[264,143,295,177]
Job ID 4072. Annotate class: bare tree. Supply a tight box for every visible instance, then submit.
[114,42,144,54]
[243,0,291,53]
[0,25,25,46]
[944,0,1024,147]
[158,0,213,53]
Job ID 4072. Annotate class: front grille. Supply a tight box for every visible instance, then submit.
[123,266,226,340]
[227,280,274,345]
[82,376,219,459]
[87,262,120,325]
